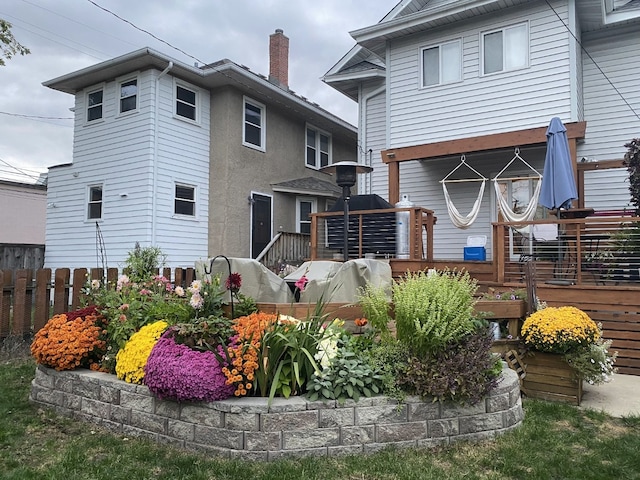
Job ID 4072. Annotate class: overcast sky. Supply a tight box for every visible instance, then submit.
[0,0,393,183]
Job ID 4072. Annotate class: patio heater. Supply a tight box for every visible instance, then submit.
[321,161,373,261]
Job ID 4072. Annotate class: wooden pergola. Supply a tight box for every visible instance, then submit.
[380,121,588,205]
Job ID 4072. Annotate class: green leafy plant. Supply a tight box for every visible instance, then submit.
[307,346,385,404]
[357,283,393,340]
[623,138,640,211]
[124,243,167,282]
[170,316,235,352]
[393,269,478,356]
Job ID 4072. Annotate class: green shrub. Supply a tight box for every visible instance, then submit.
[398,327,501,405]
[125,243,167,282]
[357,283,393,340]
[393,269,478,356]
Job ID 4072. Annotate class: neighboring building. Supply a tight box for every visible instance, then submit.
[0,179,47,270]
[43,30,356,270]
[324,0,639,260]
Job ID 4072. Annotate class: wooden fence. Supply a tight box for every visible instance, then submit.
[0,267,195,339]
[0,244,45,271]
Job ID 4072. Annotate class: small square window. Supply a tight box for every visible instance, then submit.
[119,79,137,113]
[87,185,103,220]
[175,184,195,216]
[87,90,103,122]
[483,23,528,75]
[176,85,197,120]
[421,39,461,87]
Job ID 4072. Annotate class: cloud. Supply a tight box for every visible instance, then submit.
[0,0,390,182]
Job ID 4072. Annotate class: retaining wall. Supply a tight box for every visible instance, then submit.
[30,366,523,461]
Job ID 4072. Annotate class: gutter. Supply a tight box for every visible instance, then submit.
[151,61,173,246]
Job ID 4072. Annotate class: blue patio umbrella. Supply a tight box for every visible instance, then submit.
[540,117,578,210]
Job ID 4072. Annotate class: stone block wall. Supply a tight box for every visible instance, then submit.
[30,366,523,461]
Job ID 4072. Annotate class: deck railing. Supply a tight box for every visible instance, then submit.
[255,231,310,271]
[309,206,436,262]
[494,215,640,287]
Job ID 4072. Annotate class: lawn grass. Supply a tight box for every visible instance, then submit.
[2,342,640,480]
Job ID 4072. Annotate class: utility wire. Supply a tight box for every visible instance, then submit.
[0,157,43,181]
[543,0,640,122]
[0,111,73,120]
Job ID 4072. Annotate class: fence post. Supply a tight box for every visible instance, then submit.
[53,268,70,315]
[34,268,51,333]
[72,268,88,311]
[0,270,12,337]
[13,269,31,336]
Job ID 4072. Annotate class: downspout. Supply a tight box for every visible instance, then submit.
[151,61,173,246]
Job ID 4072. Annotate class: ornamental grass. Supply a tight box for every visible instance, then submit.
[115,320,169,384]
[30,307,106,371]
[144,329,234,402]
[521,306,600,354]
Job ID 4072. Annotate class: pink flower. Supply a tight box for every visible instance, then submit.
[295,275,308,292]
[189,292,204,309]
[119,304,129,311]
[140,289,151,296]
[118,314,127,322]
[225,272,242,293]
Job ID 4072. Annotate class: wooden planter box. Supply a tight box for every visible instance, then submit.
[475,299,526,339]
[522,351,583,406]
[474,299,526,319]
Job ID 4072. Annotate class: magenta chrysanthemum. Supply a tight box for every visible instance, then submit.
[144,330,234,402]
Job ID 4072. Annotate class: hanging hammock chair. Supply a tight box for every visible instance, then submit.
[440,155,487,229]
[492,148,543,224]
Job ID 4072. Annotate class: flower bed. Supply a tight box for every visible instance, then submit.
[29,365,523,461]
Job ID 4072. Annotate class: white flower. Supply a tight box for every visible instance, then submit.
[315,337,338,369]
[189,292,204,309]
[188,280,202,294]
[278,314,301,326]
[90,279,100,290]
[174,286,185,297]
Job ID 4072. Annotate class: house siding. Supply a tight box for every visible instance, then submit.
[45,69,210,270]
[387,0,573,148]
[584,167,632,211]
[579,27,640,161]
[0,182,46,244]
[360,86,388,197]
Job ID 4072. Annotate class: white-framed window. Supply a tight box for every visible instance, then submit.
[87,184,103,220]
[306,125,331,169]
[482,22,529,75]
[421,39,462,87]
[118,77,138,114]
[175,83,197,121]
[86,88,103,122]
[174,183,196,216]
[296,197,317,234]
[243,97,266,151]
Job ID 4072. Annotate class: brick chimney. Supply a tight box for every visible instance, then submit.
[269,29,289,88]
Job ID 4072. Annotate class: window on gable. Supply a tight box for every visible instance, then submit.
[119,78,138,113]
[421,39,462,86]
[306,126,331,169]
[296,198,316,234]
[243,97,265,150]
[87,89,103,122]
[87,185,103,220]
[176,85,197,121]
[483,23,528,75]
[174,183,196,216]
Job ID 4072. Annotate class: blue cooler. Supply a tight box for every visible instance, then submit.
[464,235,487,261]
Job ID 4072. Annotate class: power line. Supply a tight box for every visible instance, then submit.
[543,0,640,122]
[0,157,43,182]
[85,0,207,66]
[0,111,73,120]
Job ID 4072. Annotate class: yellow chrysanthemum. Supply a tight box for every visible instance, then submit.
[115,320,169,384]
[521,306,600,354]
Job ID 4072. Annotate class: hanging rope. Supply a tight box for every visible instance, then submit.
[492,148,543,224]
[440,155,487,229]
